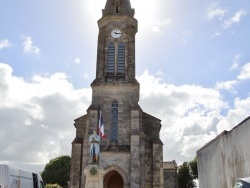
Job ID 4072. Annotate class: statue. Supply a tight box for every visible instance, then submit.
[89,129,100,163]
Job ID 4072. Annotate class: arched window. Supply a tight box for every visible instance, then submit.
[107,42,115,74]
[116,5,119,13]
[117,42,125,74]
[111,101,118,142]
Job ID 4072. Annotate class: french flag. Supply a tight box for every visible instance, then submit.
[98,111,106,138]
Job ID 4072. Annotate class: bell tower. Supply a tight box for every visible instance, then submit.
[94,0,137,83]
[70,1,164,187]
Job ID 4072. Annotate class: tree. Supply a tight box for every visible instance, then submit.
[178,162,196,188]
[41,155,71,187]
[189,156,198,179]
[45,184,62,188]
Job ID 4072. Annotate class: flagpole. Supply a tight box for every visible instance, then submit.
[98,109,101,163]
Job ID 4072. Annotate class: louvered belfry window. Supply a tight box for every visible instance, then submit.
[117,42,125,73]
[107,42,115,73]
[111,100,118,142]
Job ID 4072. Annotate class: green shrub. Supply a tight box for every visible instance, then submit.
[45,183,62,188]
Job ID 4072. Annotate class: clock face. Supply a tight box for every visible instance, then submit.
[111,29,122,38]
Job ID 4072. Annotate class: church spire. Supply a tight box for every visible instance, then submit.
[102,0,135,17]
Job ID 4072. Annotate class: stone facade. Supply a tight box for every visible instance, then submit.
[69,0,164,187]
[163,161,178,188]
[197,116,250,188]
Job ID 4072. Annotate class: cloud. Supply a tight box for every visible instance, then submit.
[151,19,172,33]
[0,39,11,49]
[75,58,80,64]
[1,64,249,170]
[215,80,238,92]
[237,62,250,80]
[206,3,228,20]
[224,10,247,28]
[152,26,161,33]
[206,4,247,35]
[217,97,250,133]
[137,70,250,163]
[210,32,221,39]
[229,54,240,71]
[0,63,91,169]
[22,36,40,54]
[137,70,225,162]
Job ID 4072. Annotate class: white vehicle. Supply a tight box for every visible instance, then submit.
[234,177,250,188]
[0,164,44,188]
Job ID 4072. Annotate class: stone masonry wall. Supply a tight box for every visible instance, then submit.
[91,83,139,146]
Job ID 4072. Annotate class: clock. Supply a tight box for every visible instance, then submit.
[111,29,122,38]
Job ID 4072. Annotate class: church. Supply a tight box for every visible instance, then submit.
[69,0,164,187]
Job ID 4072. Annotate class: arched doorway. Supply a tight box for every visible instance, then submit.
[104,170,123,188]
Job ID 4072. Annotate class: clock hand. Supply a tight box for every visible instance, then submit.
[114,32,121,34]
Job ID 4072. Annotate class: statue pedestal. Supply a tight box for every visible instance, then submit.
[84,165,105,188]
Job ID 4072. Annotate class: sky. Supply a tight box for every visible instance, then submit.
[0,0,250,173]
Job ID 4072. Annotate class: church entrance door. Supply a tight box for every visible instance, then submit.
[103,170,123,188]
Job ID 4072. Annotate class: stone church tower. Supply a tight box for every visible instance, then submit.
[70,0,164,187]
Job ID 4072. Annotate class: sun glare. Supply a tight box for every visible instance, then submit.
[132,0,158,29]
[84,0,158,28]
[83,0,173,40]
[85,0,105,22]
